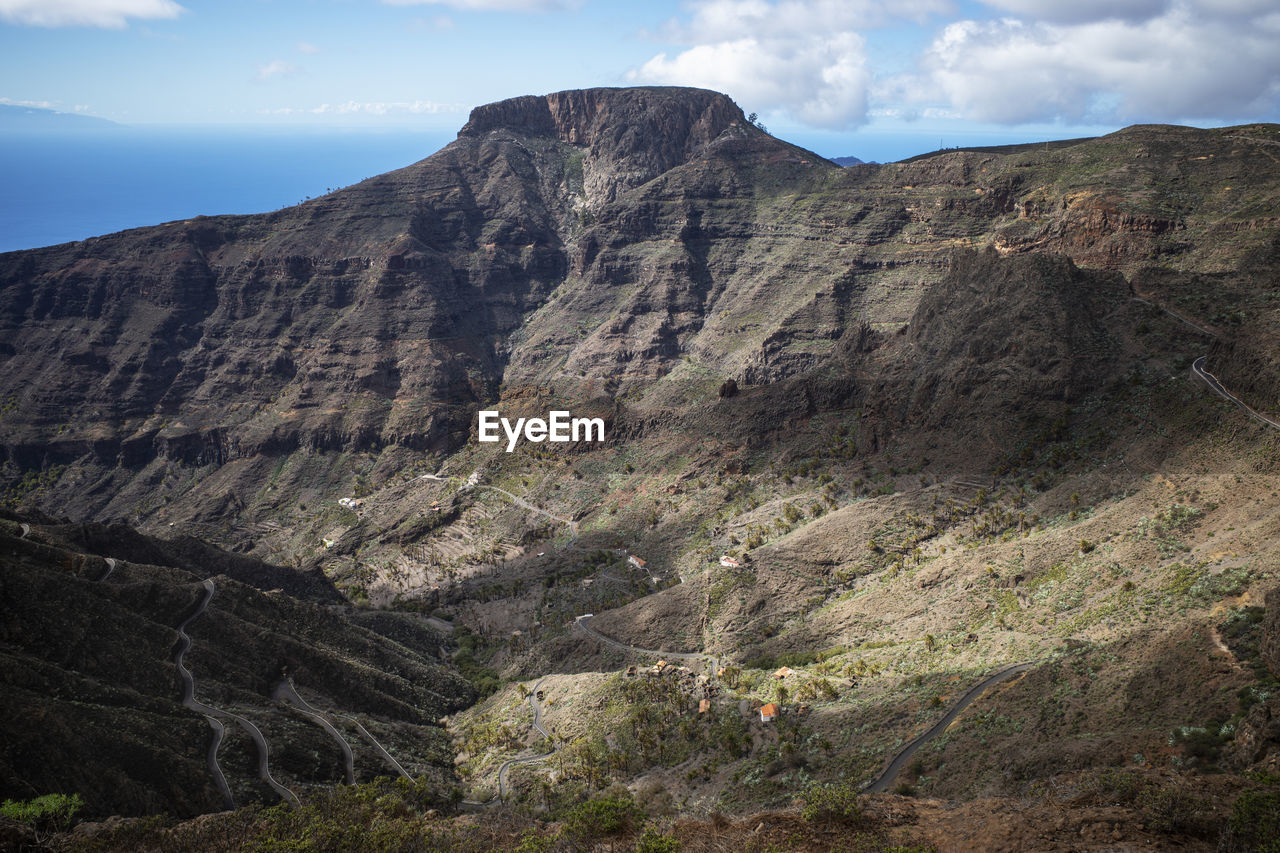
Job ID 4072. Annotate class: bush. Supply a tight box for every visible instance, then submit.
[515,830,554,852]
[800,782,863,826]
[1223,788,1280,853]
[561,793,644,841]
[248,776,458,852]
[1,793,82,833]
[634,825,681,852]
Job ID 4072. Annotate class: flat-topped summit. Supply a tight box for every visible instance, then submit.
[459,86,745,147]
[458,87,759,206]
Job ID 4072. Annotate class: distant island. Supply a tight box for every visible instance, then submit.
[831,155,868,166]
[0,103,120,131]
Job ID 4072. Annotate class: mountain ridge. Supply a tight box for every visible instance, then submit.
[3,88,1280,849]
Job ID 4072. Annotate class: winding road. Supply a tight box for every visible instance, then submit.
[326,709,412,780]
[493,677,558,800]
[473,484,579,539]
[862,662,1034,793]
[462,677,558,806]
[1192,356,1280,431]
[175,579,300,809]
[1132,292,1280,433]
[174,580,236,810]
[422,471,579,539]
[97,557,116,582]
[575,614,718,674]
[273,680,356,785]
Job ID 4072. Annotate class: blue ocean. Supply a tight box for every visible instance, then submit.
[0,128,453,253]
[0,125,1083,254]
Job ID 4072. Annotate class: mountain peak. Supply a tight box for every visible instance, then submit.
[457,86,754,208]
[459,86,746,148]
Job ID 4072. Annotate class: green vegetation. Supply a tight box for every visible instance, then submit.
[799,782,864,825]
[742,645,847,672]
[551,675,749,792]
[1073,769,1218,839]
[454,625,504,697]
[1223,776,1280,853]
[560,792,644,842]
[1,793,83,835]
[634,825,681,853]
[245,777,459,852]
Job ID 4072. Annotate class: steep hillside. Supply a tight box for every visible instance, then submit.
[0,512,473,819]
[3,88,1280,849]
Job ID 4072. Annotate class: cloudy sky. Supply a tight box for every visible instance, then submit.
[2,0,1278,141]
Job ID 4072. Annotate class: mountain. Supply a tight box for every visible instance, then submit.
[830,155,865,166]
[3,88,1280,849]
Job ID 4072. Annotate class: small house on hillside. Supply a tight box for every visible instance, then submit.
[698,699,710,714]
[760,702,780,722]
[628,555,647,570]
[719,555,741,568]
[773,666,794,680]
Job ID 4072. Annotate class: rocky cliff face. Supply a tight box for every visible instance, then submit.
[461,87,752,207]
[0,90,1277,554]
[0,88,778,523]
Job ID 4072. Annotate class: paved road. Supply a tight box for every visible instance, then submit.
[274,680,413,782]
[97,557,116,582]
[19,523,29,538]
[473,484,579,539]
[462,677,558,806]
[175,579,300,809]
[328,710,412,780]
[1192,356,1280,431]
[422,470,579,539]
[1130,295,1215,337]
[863,662,1034,793]
[494,677,558,799]
[1131,293,1279,432]
[273,680,356,785]
[174,580,237,810]
[575,614,718,674]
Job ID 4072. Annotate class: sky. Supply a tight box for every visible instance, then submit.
[1,0,1279,148]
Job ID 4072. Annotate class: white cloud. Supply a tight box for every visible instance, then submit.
[896,3,1280,123]
[635,34,870,129]
[382,0,576,10]
[257,60,298,82]
[0,0,183,28]
[0,96,55,108]
[664,0,950,41]
[296,41,320,54]
[631,0,1279,130]
[628,0,946,129]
